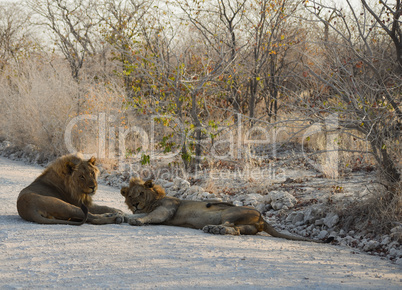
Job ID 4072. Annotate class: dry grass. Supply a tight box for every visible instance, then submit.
[337,181,402,237]
[0,57,126,158]
[0,58,75,155]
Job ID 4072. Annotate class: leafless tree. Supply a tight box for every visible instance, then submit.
[0,3,34,69]
[176,0,247,121]
[303,0,401,186]
[27,0,99,80]
[244,0,303,124]
[362,0,402,72]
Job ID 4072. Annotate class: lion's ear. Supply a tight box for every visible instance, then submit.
[144,179,154,188]
[88,156,96,166]
[65,155,81,175]
[66,161,78,174]
[153,185,166,199]
[129,177,143,187]
[121,187,129,197]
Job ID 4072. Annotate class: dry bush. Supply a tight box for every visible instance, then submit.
[0,57,76,156]
[0,56,127,159]
[288,120,376,178]
[337,182,402,236]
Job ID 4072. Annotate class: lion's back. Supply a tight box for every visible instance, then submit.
[18,177,65,200]
[166,200,223,228]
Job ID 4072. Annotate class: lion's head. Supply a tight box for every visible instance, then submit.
[41,153,100,206]
[120,178,166,213]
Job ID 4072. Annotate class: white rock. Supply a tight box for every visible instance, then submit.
[173,177,184,184]
[154,178,167,187]
[188,185,204,195]
[390,226,402,242]
[293,212,305,224]
[363,240,380,251]
[323,213,339,228]
[171,177,190,195]
[233,200,243,207]
[255,203,267,213]
[286,212,297,223]
[201,192,211,198]
[0,141,11,149]
[389,248,402,258]
[317,230,328,239]
[315,219,324,226]
[329,231,338,238]
[381,236,391,245]
[165,187,177,197]
[303,206,324,224]
[306,224,314,231]
[358,239,367,248]
[163,181,174,188]
[273,202,284,210]
[268,191,297,210]
[243,193,271,207]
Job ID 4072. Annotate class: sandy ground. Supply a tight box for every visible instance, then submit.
[0,157,401,289]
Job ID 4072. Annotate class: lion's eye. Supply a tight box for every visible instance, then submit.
[80,175,85,180]
[139,192,144,196]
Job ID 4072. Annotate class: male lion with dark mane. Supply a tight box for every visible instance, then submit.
[121,178,331,243]
[17,153,124,225]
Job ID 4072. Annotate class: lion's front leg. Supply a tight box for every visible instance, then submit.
[84,204,125,224]
[128,207,175,226]
[88,204,122,214]
[86,212,125,225]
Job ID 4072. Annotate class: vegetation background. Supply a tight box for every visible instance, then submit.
[0,0,400,239]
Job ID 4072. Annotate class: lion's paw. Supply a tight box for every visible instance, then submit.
[123,213,130,223]
[101,213,124,224]
[128,218,144,226]
[114,213,124,224]
[203,225,240,235]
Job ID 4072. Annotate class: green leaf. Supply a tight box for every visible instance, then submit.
[140,154,150,165]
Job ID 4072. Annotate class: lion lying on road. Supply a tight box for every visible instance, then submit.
[121,178,330,242]
[17,153,123,225]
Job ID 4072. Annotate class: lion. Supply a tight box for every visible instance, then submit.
[121,178,331,243]
[17,153,124,225]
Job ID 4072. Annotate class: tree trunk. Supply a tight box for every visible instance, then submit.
[249,78,257,127]
[369,134,400,185]
[190,90,202,169]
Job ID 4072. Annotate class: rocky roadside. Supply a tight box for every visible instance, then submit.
[1,140,401,265]
[100,171,402,265]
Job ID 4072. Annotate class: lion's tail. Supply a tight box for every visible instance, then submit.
[78,204,89,224]
[263,222,332,243]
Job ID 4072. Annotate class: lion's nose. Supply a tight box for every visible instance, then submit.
[89,186,96,192]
